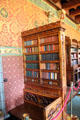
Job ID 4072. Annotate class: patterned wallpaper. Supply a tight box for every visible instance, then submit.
[0,0,49,47]
[0,0,49,112]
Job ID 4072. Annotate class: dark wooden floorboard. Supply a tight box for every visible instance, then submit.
[8,103,44,120]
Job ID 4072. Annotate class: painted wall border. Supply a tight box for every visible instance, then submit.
[29,0,80,32]
[0,47,22,56]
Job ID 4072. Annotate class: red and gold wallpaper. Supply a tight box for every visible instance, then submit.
[0,0,48,112]
[0,0,48,47]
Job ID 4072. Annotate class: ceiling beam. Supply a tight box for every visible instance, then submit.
[51,0,61,3]
[70,9,80,17]
[62,0,80,9]
[75,15,80,23]
[44,0,60,10]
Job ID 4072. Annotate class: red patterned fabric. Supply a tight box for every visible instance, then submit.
[2,56,24,112]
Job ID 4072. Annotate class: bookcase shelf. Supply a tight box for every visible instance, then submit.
[24,52,39,55]
[24,81,62,98]
[25,61,39,63]
[25,76,39,80]
[40,51,59,54]
[40,42,59,46]
[22,21,67,107]
[40,60,60,63]
[25,44,38,48]
[65,37,79,86]
[26,68,40,72]
[41,69,59,72]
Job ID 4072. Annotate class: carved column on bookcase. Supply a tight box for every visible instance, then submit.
[59,27,67,120]
[38,36,41,84]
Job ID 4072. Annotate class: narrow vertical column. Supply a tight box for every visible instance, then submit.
[38,36,41,84]
[59,28,67,119]
[0,56,6,116]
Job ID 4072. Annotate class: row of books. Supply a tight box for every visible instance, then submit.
[26,63,39,69]
[41,53,59,61]
[71,53,77,59]
[40,36,58,44]
[26,71,39,78]
[26,55,39,61]
[40,45,58,52]
[26,47,38,53]
[40,63,59,70]
[71,48,77,52]
[24,40,37,46]
[71,60,78,66]
[41,72,58,80]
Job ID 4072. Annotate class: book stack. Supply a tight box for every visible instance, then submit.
[26,55,39,61]
[41,72,58,80]
[26,71,39,78]
[40,63,59,70]
[40,45,58,52]
[26,47,38,53]
[26,63,39,69]
[24,40,37,46]
[41,53,59,61]
[40,36,58,44]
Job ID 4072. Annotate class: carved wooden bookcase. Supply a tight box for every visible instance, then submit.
[22,21,67,120]
[65,37,78,85]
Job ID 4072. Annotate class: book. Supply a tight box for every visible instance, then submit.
[52,72,55,79]
[48,72,51,79]
[46,63,50,70]
[40,38,45,43]
[55,73,57,80]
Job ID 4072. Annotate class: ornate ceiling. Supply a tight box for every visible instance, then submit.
[45,0,80,24]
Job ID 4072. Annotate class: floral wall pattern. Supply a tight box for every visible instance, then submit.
[0,0,49,112]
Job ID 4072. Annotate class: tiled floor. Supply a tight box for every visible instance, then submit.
[67,93,80,118]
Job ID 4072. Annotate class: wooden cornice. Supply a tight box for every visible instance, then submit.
[62,0,80,9]
[21,21,65,37]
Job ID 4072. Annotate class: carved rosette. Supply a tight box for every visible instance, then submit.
[57,9,66,21]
